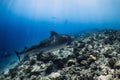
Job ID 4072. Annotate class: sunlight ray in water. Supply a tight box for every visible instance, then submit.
[7,0,14,10]
[3,0,101,21]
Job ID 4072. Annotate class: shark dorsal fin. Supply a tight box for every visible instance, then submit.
[50,31,58,37]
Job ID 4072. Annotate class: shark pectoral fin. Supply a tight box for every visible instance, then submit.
[14,50,21,61]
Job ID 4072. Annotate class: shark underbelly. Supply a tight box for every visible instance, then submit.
[24,43,67,56]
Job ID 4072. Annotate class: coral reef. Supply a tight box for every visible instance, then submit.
[0,29,120,80]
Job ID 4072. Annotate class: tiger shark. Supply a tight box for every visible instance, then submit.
[15,31,74,61]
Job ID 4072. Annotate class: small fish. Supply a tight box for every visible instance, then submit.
[15,31,74,61]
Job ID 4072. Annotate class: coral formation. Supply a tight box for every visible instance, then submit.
[0,29,120,80]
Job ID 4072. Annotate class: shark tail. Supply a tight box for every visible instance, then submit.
[15,50,20,61]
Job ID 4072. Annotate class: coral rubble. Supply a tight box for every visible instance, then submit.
[0,29,120,80]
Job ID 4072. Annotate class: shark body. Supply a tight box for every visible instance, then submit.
[15,31,74,61]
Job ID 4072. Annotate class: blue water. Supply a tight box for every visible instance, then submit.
[0,0,120,73]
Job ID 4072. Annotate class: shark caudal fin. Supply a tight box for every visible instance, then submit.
[15,50,21,61]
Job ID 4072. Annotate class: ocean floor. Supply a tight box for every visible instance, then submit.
[0,55,18,74]
[0,29,120,80]
[0,54,24,74]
